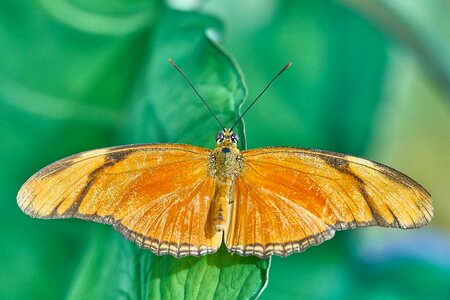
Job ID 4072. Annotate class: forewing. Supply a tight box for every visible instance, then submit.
[17,144,221,257]
[226,147,433,258]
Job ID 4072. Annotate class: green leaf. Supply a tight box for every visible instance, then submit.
[127,9,246,148]
[68,8,268,300]
[69,231,269,300]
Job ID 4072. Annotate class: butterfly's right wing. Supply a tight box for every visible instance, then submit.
[226,147,432,258]
[17,144,221,257]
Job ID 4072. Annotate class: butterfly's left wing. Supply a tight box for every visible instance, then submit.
[18,144,222,257]
[226,147,433,258]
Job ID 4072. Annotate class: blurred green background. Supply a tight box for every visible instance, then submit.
[1,0,449,299]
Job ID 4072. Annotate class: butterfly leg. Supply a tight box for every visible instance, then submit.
[227,183,235,204]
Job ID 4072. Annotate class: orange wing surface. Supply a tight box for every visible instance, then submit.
[17,144,222,257]
[226,147,433,258]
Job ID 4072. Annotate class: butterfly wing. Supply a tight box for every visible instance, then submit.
[226,147,433,258]
[17,144,221,257]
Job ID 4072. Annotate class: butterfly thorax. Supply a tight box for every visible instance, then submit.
[208,130,243,183]
[209,146,242,183]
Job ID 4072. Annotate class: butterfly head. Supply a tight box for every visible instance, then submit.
[215,129,239,148]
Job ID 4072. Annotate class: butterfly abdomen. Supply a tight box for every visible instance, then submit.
[212,184,231,232]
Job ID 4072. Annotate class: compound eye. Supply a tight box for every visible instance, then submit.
[231,132,239,143]
[215,131,224,143]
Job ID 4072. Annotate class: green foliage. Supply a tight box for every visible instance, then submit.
[68,230,268,299]
[69,7,267,299]
[1,0,449,299]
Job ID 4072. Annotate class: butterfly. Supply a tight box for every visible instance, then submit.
[17,60,433,258]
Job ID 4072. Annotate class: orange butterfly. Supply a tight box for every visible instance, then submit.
[17,60,433,258]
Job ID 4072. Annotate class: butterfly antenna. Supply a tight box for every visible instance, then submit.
[230,62,292,131]
[168,58,226,130]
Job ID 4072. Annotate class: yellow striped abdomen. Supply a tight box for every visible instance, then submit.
[212,183,231,231]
